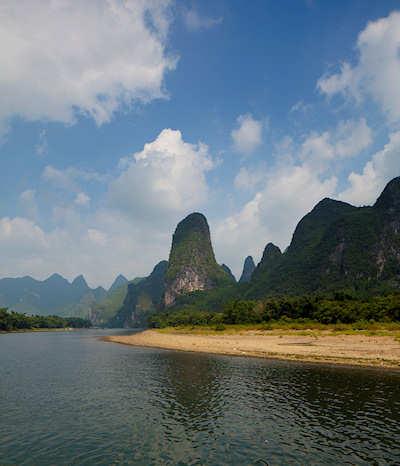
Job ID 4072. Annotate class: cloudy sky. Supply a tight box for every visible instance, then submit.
[1,0,400,287]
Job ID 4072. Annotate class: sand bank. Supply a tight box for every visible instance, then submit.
[103,329,400,369]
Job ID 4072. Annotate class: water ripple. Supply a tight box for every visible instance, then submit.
[0,330,399,465]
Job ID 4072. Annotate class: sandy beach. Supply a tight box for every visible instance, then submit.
[104,329,400,369]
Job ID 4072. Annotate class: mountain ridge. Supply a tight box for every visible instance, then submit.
[246,177,400,297]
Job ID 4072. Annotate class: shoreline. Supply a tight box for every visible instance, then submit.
[103,329,400,370]
[0,327,80,334]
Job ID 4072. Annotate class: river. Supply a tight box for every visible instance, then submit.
[0,329,399,465]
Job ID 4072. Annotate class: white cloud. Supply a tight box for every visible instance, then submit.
[300,118,372,171]
[35,129,48,157]
[214,164,337,275]
[0,217,47,257]
[339,131,400,205]
[182,7,222,31]
[109,128,214,222]
[234,166,265,191]
[0,0,176,133]
[317,11,400,122]
[231,114,263,155]
[0,128,217,287]
[87,228,107,246]
[290,100,311,114]
[19,190,38,220]
[0,208,172,288]
[74,192,90,207]
[43,165,106,192]
[334,118,373,157]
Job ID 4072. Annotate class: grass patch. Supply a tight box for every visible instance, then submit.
[155,319,400,337]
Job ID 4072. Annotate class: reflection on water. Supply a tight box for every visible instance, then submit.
[0,329,399,465]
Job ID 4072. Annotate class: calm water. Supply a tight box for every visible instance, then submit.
[0,330,399,465]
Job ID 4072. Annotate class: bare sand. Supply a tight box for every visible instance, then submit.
[104,329,400,369]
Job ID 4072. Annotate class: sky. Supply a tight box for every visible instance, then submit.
[1,0,400,288]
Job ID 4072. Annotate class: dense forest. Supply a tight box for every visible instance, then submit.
[0,308,91,332]
[149,293,400,328]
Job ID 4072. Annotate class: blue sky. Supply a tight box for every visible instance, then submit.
[1,0,400,287]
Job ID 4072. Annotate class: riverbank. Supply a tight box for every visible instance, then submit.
[104,328,400,369]
[0,327,77,334]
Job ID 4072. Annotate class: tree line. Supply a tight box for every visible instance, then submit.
[0,308,92,332]
[149,293,400,328]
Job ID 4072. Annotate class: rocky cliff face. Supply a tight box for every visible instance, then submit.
[239,256,256,283]
[164,212,233,307]
[246,177,400,297]
[109,261,168,328]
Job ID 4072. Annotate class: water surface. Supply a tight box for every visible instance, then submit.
[1,329,399,465]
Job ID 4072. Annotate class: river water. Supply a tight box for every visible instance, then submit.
[0,329,399,465]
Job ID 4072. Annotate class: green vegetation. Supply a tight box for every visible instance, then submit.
[90,277,143,325]
[108,261,168,328]
[246,178,400,297]
[0,308,91,332]
[164,213,234,306]
[166,213,231,284]
[149,293,400,329]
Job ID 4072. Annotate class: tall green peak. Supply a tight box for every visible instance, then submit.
[288,198,356,254]
[246,177,400,297]
[164,212,232,306]
[221,264,236,282]
[260,243,282,263]
[239,256,256,283]
[108,260,168,328]
[374,176,400,213]
[172,212,210,242]
[109,274,128,292]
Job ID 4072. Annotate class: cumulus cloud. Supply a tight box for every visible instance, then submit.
[214,164,337,275]
[182,7,222,31]
[339,131,400,206]
[215,118,371,275]
[0,128,217,286]
[317,11,400,122]
[234,166,265,191]
[109,129,214,222]
[0,208,172,288]
[300,118,372,171]
[0,217,46,257]
[231,114,263,155]
[0,0,176,133]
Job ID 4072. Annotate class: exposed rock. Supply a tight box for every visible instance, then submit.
[164,212,232,307]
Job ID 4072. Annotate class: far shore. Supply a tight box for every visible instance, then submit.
[103,328,400,369]
[0,327,78,334]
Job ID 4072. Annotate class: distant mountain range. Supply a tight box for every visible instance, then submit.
[111,176,400,327]
[0,273,133,318]
[3,177,400,327]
